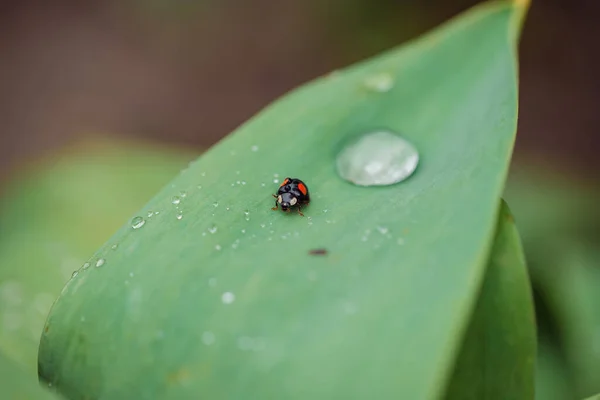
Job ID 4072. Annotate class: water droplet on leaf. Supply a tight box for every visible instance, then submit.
[95,258,105,268]
[221,291,235,304]
[131,216,146,229]
[336,130,419,186]
[202,331,216,345]
[377,226,389,235]
[171,196,181,205]
[363,72,394,92]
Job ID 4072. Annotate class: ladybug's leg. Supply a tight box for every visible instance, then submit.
[297,206,304,217]
[272,194,277,198]
[271,201,278,211]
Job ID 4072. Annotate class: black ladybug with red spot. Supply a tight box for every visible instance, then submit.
[272,177,310,216]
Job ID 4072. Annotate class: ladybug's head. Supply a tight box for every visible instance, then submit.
[278,192,298,211]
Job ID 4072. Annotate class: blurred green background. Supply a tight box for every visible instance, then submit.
[0,0,598,399]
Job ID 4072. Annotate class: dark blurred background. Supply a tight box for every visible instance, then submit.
[0,0,598,182]
[0,1,598,399]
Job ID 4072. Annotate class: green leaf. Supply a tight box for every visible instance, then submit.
[445,201,536,400]
[534,338,573,400]
[38,1,528,398]
[584,395,600,400]
[0,351,62,399]
[0,136,194,373]
[529,241,600,398]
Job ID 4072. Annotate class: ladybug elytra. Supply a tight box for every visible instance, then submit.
[272,177,310,216]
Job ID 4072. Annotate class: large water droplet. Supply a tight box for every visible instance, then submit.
[336,130,419,186]
[131,216,146,229]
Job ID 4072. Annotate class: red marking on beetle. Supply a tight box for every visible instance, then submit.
[298,183,308,195]
[280,178,289,187]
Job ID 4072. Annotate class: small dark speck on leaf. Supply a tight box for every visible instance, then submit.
[309,248,328,256]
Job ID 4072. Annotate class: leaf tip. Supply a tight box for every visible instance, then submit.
[511,0,531,36]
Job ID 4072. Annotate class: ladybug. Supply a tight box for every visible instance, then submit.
[272,177,310,216]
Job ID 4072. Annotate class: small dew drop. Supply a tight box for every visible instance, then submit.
[261,183,266,187]
[131,216,146,229]
[71,271,79,278]
[171,196,181,205]
[213,202,219,208]
[95,258,105,268]
[179,191,187,198]
[154,211,160,215]
[241,229,246,234]
[377,226,389,235]
[336,130,419,186]
[363,72,394,93]
[215,244,222,251]
[274,173,279,178]
[197,185,202,190]
[147,211,154,218]
[241,181,246,185]
[111,244,119,250]
[273,179,279,183]
[202,331,216,346]
[82,262,91,270]
[208,225,218,234]
[323,209,329,213]
[201,172,206,177]
[176,212,183,220]
[221,291,235,304]
[260,223,266,228]
[251,145,259,152]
